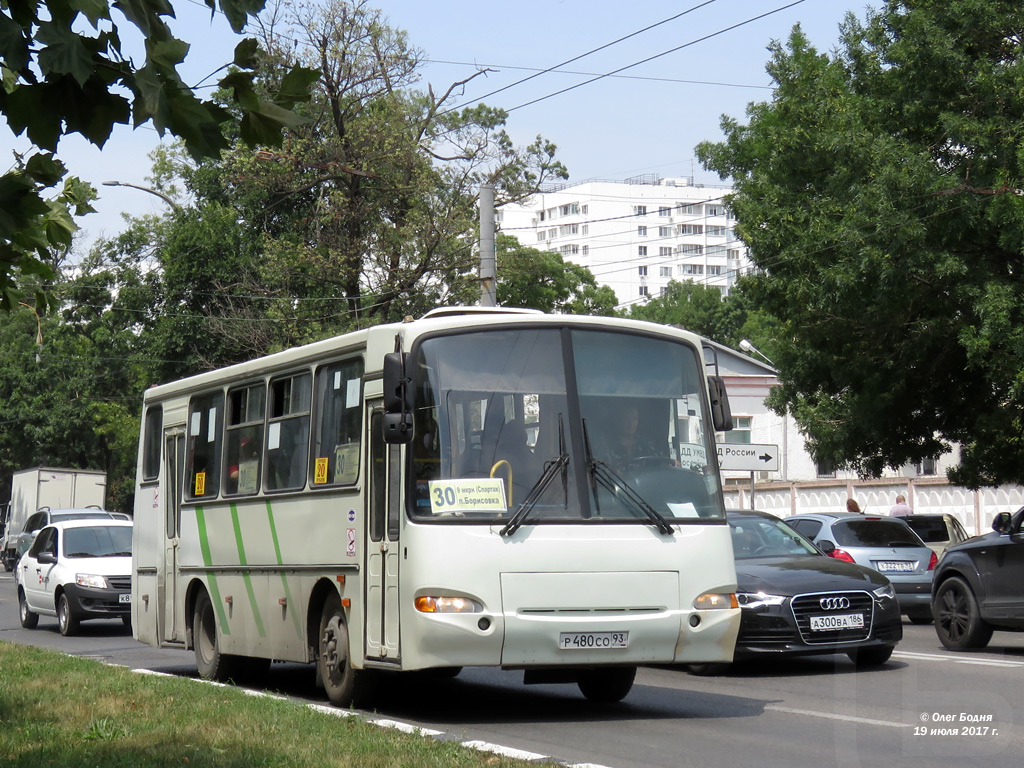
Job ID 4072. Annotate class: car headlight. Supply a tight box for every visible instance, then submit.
[693,592,738,610]
[736,592,787,610]
[873,583,896,601]
[76,574,108,589]
[414,596,482,613]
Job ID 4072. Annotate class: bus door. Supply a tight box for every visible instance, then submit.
[365,406,401,663]
[162,428,186,643]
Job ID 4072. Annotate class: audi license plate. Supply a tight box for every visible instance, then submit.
[876,561,915,573]
[118,593,131,604]
[810,613,864,631]
[559,631,629,650]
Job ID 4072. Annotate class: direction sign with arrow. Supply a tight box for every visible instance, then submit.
[717,443,780,472]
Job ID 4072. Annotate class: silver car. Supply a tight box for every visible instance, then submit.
[786,512,937,624]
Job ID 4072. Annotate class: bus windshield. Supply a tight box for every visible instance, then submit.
[409,327,724,525]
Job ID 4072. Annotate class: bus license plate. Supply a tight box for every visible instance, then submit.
[559,632,629,650]
[810,613,863,631]
[119,593,131,604]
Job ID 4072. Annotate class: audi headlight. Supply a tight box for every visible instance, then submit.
[873,583,896,601]
[76,574,108,589]
[736,592,787,610]
[414,596,482,613]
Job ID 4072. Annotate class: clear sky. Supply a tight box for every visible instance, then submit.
[0,0,873,252]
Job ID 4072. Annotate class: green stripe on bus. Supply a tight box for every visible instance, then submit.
[266,500,303,639]
[231,503,266,638]
[195,506,229,635]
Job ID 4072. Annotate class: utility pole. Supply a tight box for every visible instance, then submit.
[479,183,496,307]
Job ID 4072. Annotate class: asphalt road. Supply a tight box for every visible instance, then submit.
[2,569,1022,768]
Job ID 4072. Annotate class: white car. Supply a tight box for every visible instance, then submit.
[16,518,133,636]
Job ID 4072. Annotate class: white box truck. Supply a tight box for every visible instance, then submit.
[1,467,107,571]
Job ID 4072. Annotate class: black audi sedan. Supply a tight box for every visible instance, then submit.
[691,510,903,673]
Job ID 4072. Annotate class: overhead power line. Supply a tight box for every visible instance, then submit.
[442,0,722,115]
[505,0,807,114]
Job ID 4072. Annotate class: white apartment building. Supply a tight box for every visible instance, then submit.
[498,175,753,308]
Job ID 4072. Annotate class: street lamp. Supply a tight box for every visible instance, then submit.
[102,180,180,211]
[739,338,774,367]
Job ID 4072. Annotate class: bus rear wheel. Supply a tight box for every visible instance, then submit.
[577,666,636,703]
[193,589,242,681]
[318,593,373,708]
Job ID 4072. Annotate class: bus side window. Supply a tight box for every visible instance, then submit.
[225,383,265,496]
[266,372,312,492]
[185,392,224,500]
[142,406,162,481]
[312,359,364,486]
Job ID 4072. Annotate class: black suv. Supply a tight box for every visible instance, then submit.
[932,506,1024,650]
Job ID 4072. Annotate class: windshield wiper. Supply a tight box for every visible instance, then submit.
[501,415,569,537]
[582,419,674,536]
[66,552,99,558]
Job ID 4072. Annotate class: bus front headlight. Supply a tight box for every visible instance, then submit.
[415,596,483,613]
[692,592,738,610]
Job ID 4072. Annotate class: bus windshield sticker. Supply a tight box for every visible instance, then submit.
[429,479,507,514]
[667,502,699,518]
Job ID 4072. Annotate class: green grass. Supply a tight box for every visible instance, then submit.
[0,643,557,768]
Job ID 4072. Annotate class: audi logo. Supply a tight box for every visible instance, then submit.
[819,596,851,611]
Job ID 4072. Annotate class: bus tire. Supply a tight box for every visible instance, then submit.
[577,665,636,703]
[193,589,242,681]
[318,593,373,708]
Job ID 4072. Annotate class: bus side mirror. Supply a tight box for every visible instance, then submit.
[383,352,414,444]
[708,375,733,433]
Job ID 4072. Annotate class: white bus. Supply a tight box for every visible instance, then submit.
[132,308,740,705]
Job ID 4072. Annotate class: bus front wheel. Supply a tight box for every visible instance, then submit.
[577,665,636,703]
[193,589,242,681]
[318,593,373,708]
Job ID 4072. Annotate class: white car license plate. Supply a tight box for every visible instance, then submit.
[877,561,915,573]
[559,631,629,650]
[119,593,131,604]
[810,613,864,631]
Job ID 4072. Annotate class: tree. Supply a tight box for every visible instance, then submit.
[627,280,748,345]
[497,234,617,315]
[101,0,568,381]
[0,0,318,313]
[697,1,1024,487]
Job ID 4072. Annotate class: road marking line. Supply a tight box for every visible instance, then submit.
[462,740,549,761]
[765,705,904,728]
[894,650,1024,668]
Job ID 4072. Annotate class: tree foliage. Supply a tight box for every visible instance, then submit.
[626,280,749,346]
[496,234,616,315]
[99,0,568,380]
[0,0,318,313]
[697,0,1024,486]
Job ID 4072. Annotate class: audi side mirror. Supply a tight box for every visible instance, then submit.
[992,512,1012,535]
[817,540,836,556]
